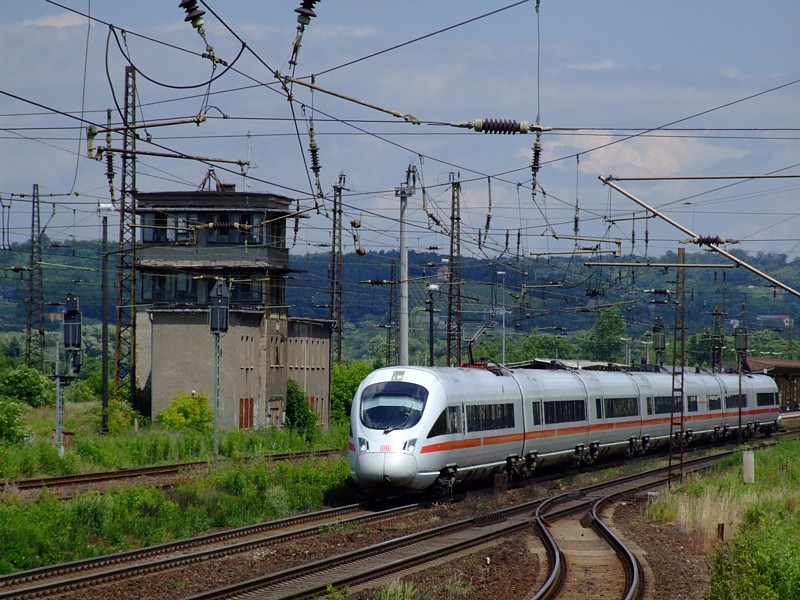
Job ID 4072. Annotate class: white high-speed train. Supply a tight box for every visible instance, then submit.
[347,364,780,494]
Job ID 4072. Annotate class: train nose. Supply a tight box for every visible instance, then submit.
[356,452,417,487]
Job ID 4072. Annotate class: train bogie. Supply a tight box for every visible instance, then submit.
[348,364,780,495]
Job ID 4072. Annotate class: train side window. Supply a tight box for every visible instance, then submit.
[725,394,744,409]
[427,409,448,438]
[447,406,463,433]
[646,397,653,415]
[595,398,603,419]
[543,399,586,424]
[427,406,463,439]
[757,392,776,406]
[708,396,721,410]
[653,395,680,414]
[466,403,515,432]
[687,395,698,412]
[604,397,639,418]
[532,401,542,426]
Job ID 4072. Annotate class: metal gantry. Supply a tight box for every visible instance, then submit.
[114,66,137,403]
[25,183,44,372]
[668,248,687,487]
[446,174,462,367]
[330,174,345,364]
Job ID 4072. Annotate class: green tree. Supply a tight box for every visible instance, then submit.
[0,366,56,407]
[582,307,626,362]
[285,378,316,440]
[63,379,100,404]
[331,361,373,423]
[523,332,576,361]
[157,390,213,433]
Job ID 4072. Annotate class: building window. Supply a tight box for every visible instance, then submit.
[175,273,196,301]
[142,274,170,301]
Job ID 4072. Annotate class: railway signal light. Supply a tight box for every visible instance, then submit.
[63,293,81,350]
[209,280,230,333]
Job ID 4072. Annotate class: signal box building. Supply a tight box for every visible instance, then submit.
[134,187,331,429]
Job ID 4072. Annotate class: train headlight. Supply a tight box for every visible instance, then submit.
[404,438,417,453]
[358,437,369,452]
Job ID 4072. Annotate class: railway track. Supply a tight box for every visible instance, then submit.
[1,443,780,599]
[0,498,423,599]
[5,449,341,492]
[531,451,735,600]
[182,451,733,600]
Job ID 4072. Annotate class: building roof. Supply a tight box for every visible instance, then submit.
[136,190,294,213]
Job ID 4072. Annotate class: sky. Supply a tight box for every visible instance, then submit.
[2,1,800,270]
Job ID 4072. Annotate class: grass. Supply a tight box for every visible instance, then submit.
[0,455,351,574]
[0,409,349,479]
[643,440,800,599]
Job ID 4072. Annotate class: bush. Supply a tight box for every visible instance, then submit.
[285,378,316,441]
[0,398,30,443]
[157,391,213,433]
[90,395,137,434]
[63,380,99,404]
[0,366,56,408]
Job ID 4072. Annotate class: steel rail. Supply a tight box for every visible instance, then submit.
[0,501,421,599]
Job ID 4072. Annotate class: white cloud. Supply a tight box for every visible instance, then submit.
[312,24,378,40]
[567,58,618,72]
[547,130,748,179]
[719,65,741,80]
[23,13,87,29]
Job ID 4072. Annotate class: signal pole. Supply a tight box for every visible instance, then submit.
[395,165,416,365]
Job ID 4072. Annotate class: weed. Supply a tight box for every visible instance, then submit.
[374,579,418,600]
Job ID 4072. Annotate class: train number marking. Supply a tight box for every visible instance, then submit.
[380,445,391,452]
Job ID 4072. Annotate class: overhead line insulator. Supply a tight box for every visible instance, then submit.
[178,0,206,30]
[295,0,320,25]
[474,118,530,134]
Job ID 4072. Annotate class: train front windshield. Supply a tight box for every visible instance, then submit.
[360,381,428,432]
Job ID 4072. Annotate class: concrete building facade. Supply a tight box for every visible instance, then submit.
[134,186,331,430]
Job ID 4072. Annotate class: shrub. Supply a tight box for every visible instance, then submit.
[157,391,213,433]
[63,380,99,404]
[0,366,56,408]
[285,378,316,441]
[0,397,30,443]
[90,395,137,434]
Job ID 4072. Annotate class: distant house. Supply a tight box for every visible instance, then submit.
[134,187,331,430]
[0,285,19,303]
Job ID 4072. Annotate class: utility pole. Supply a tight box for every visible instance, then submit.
[711,305,725,373]
[330,174,346,364]
[735,325,748,444]
[114,66,137,406]
[668,248,687,488]
[497,270,507,366]
[209,281,230,460]
[387,262,398,366]
[426,284,439,366]
[101,217,109,433]
[395,165,416,366]
[446,174,462,367]
[25,183,44,372]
